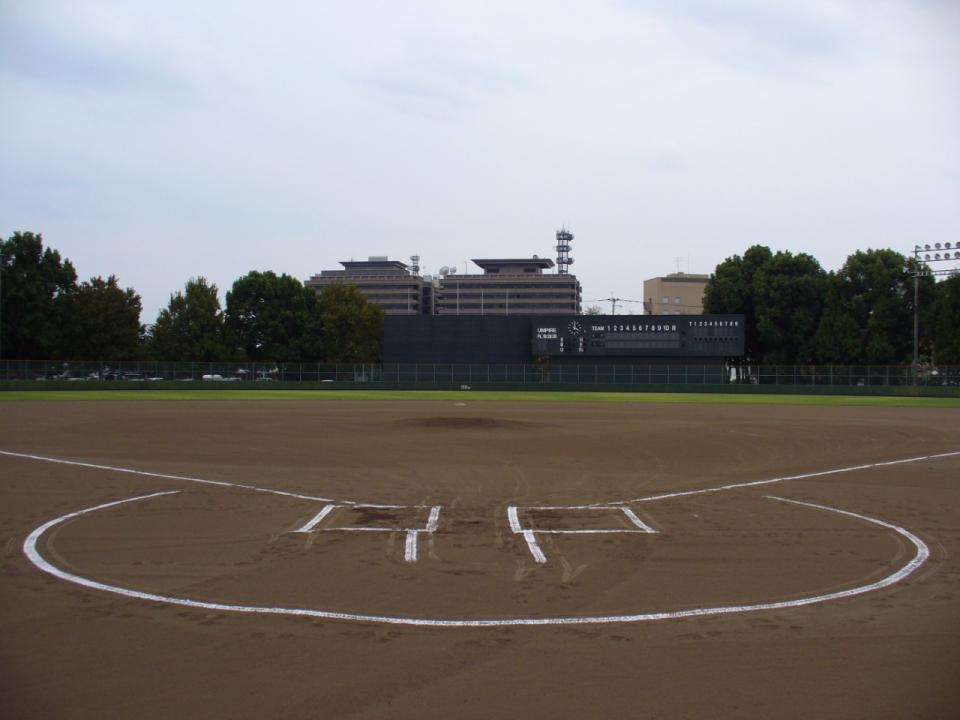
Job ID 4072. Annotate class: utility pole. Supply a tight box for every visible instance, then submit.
[913,272,918,371]
[589,297,640,315]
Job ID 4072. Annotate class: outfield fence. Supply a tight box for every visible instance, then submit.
[1,359,959,395]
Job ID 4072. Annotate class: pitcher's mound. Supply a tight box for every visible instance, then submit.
[406,416,534,430]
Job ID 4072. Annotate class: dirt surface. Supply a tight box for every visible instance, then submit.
[1,399,959,719]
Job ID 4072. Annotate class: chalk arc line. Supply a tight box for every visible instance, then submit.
[23,491,930,628]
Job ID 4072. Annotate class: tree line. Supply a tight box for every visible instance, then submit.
[0,232,383,362]
[703,245,960,365]
[3,231,958,365]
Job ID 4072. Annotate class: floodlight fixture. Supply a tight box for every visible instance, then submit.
[911,241,960,375]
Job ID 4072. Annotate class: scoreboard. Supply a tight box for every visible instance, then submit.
[532,315,744,358]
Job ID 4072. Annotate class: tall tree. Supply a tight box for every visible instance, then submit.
[929,274,960,364]
[225,271,323,361]
[0,231,77,359]
[814,250,935,365]
[317,283,384,363]
[702,245,772,362]
[813,274,862,364]
[149,277,234,361]
[752,251,826,364]
[62,276,143,359]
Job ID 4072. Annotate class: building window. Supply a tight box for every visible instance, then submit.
[674,297,681,304]
[661,296,668,304]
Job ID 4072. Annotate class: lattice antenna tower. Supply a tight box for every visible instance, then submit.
[556,228,574,275]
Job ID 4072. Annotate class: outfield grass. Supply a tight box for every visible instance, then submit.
[1,389,959,407]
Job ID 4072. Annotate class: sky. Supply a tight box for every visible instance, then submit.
[1,0,958,321]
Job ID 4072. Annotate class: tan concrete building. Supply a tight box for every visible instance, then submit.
[642,272,709,315]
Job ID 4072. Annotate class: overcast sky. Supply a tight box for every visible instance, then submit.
[1,0,957,320]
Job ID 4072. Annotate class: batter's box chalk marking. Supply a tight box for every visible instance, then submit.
[507,505,657,563]
[13,457,939,626]
[293,504,442,563]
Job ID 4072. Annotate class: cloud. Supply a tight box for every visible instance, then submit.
[350,37,532,120]
[0,1,956,324]
[0,5,192,97]
[622,0,852,69]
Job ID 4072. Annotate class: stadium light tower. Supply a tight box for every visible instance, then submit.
[911,243,960,370]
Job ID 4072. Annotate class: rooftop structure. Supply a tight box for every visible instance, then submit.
[472,258,555,274]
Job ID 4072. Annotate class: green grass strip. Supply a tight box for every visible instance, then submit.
[1,389,959,407]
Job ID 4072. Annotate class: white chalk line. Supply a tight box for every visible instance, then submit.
[295,504,337,533]
[507,505,657,564]
[533,529,652,535]
[22,490,931,627]
[508,504,657,562]
[301,504,443,563]
[5,447,957,515]
[521,530,547,564]
[621,507,656,533]
[507,506,522,533]
[405,531,419,562]
[0,449,405,509]
[426,506,441,533]
[7,446,952,622]
[520,505,657,533]
[575,450,960,510]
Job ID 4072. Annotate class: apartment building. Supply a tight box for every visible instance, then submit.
[642,272,709,315]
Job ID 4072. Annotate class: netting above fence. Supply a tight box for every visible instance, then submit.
[2,360,958,388]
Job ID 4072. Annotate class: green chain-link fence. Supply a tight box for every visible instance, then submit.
[2,359,958,392]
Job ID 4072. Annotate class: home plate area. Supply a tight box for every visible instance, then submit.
[27,479,918,625]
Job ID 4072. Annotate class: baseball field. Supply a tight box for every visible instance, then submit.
[2,391,959,718]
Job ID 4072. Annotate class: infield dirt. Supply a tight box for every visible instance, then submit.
[2,399,959,719]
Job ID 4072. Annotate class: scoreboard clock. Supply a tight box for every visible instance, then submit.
[532,315,744,358]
